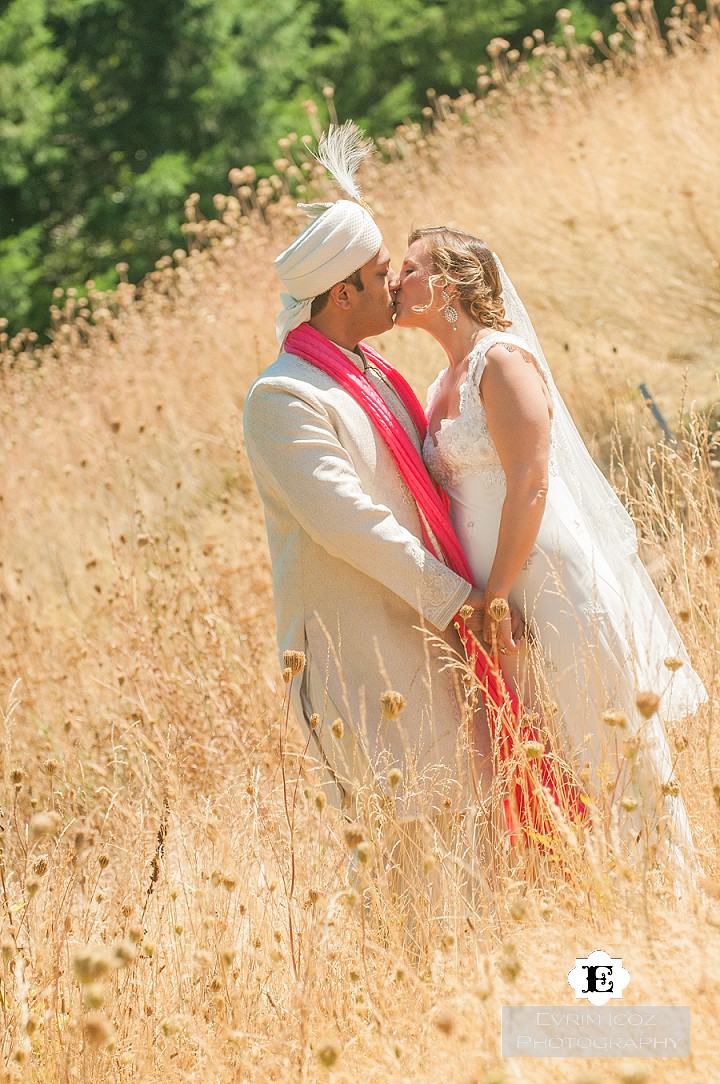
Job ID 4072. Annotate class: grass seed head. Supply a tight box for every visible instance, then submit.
[388,767,403,791]
[29,811,61,841]
[82,1013,114,1046]
[673,731,689,752]
[331,717,344,740]
[193,949,212,973]
[433,1007,455,1035]
[488,597,510,622]
[440,931,456,953]
[283,649,306,676]
[394,960,407,982]
[161,1015,184,1038]
[113,941,136,967]
[618,1067,649,1084]
[316,1035,341,1069]
[621,796,638,812]
[663,656,684,671]
[73,946,114,984]
[343,824,367,849]
[622,734,642,758]
[74,829,93,853]
[602,709,627,728]
[635,691,660,718]
[355,840,372,866]
[509,897,528,921]
[381,690,406,720]
[661,779,680,798]
[499,941,521,982]
[84,983,106,1010]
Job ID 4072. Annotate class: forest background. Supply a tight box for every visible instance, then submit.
[0,0,677,336]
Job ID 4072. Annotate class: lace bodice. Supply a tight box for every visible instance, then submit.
[423,331,556,490]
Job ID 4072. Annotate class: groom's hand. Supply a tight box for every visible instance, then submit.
[463,587,486,637]
[509,601,525,644]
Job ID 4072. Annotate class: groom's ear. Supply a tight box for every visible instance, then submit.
[328,281,353,310]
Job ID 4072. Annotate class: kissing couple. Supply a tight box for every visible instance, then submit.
[243,123,705,877]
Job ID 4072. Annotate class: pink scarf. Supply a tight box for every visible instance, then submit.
[285,324,586,839]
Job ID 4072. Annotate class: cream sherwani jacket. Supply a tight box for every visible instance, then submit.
[243,345,473,812]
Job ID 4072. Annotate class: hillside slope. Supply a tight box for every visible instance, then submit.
[1,26,719,1082]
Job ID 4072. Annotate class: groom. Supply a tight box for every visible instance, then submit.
[243,197,486,814]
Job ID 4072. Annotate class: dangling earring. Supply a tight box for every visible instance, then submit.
[442,289,459,331]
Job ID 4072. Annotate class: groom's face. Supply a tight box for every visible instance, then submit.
[350,244,397,337]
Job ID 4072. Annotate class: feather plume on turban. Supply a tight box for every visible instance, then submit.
[274,123,382,346]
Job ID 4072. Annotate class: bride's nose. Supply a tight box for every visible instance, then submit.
[388,269,400,292]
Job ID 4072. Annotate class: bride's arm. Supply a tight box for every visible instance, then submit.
[480,343,551,654]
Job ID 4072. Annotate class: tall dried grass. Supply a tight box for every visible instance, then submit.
[1,4,720,1081]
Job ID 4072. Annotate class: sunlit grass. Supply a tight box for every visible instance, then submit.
[1,4,720,1080]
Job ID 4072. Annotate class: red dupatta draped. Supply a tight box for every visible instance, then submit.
[285,323,586,841]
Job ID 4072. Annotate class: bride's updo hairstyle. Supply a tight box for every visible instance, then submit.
[408,226,511,331]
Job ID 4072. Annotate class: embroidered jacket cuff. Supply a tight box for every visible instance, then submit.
[420,552,472,631]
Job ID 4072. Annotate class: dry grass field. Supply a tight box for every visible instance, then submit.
[1,5,720,1082]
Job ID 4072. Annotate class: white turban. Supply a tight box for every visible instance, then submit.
[274,199,382,346]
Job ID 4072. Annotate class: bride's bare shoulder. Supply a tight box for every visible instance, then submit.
[484,336,538,366]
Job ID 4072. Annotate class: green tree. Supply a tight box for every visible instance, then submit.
[0,0,67,324]
[309,1,560,130]
[0,0,316,332]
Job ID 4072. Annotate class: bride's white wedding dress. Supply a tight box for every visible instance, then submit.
[424,329,706,871]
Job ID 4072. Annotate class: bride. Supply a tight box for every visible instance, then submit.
[393,225,707,870]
